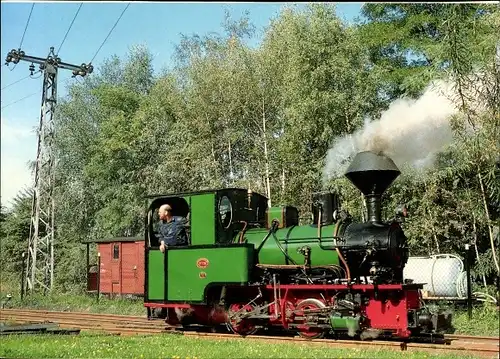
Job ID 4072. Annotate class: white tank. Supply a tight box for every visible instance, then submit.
[403,254,467,298]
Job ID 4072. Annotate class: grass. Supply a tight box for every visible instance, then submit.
[0,332,485,359]
[3,291,145,316]
[1,276,145,316]
[451,304,499,336]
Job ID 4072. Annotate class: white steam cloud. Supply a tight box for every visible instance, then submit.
[323,79,470,181]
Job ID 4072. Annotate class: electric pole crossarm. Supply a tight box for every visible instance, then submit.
[14,54,89,73]
[7,52,46,65]
[5,47,93,77]
[58,62,89,73]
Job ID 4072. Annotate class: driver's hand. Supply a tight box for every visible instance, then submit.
[160,243,167,253]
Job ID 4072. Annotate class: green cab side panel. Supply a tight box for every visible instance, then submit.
[148,250,165,300]
[190,193,215,245]
[167,245,253,302]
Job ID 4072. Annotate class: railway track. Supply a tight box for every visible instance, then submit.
[1,309,498,358]
[0,309,165,335]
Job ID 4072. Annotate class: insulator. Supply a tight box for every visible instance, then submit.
[29,63,35,73]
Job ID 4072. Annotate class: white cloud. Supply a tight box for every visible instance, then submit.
[1,117,37,208]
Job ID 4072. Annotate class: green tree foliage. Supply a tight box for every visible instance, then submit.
[0,189,33,274]
[359,3,499,278]
[2,3,498,292]
[259,4,380,214]
[359,4,498,99]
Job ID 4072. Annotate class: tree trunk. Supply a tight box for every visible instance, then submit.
[477,168,500,273]
[423,180,440,254]
[211,142,219,185]
[206,115,220,185]
[344,107,352,133]
[434,231,440,254]
[281,168,286,203]
[228,139,233,185]
[472,213,488,288]
[262,98,271,207]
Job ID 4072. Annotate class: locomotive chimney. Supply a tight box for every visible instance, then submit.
[344,151,400,223]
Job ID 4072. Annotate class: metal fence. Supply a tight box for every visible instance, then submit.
[404,245,499,320]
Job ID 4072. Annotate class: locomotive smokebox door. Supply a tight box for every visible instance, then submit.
[311,192,340,226]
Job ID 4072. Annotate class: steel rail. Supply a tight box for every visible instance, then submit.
[1,309,497,358]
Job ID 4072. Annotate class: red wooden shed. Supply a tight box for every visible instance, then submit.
[85,237,145,297]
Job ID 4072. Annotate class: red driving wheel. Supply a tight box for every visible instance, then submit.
[227,303,257,336]
[295,298,326,339]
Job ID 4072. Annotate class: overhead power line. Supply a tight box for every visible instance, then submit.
[1,92,38,110]
[56,3,83,55]
[89,3,130,64]
[20,3,35,49]
[8,3,35,73]
[2,74,31,90]
[1,70,42,90]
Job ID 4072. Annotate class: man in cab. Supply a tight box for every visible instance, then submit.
[158,204,188,252]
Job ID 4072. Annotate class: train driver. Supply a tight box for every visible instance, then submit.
[158,204,188,253]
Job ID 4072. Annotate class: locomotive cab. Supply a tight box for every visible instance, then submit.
[147,196,191,248]
[145,188,268,248]
[144,188,267,311]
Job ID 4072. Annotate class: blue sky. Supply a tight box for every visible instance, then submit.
[0,2,363,207]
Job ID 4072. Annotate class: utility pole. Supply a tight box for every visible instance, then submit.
[4,47,93,294]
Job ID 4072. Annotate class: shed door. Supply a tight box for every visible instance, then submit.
[120,241,142,295]
[111,242,121,294]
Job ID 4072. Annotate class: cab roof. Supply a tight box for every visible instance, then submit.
[144,187,266,200]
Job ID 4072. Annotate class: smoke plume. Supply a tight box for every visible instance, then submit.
[323,79,465,181]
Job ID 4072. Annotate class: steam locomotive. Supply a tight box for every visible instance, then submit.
[143,151,452,340]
